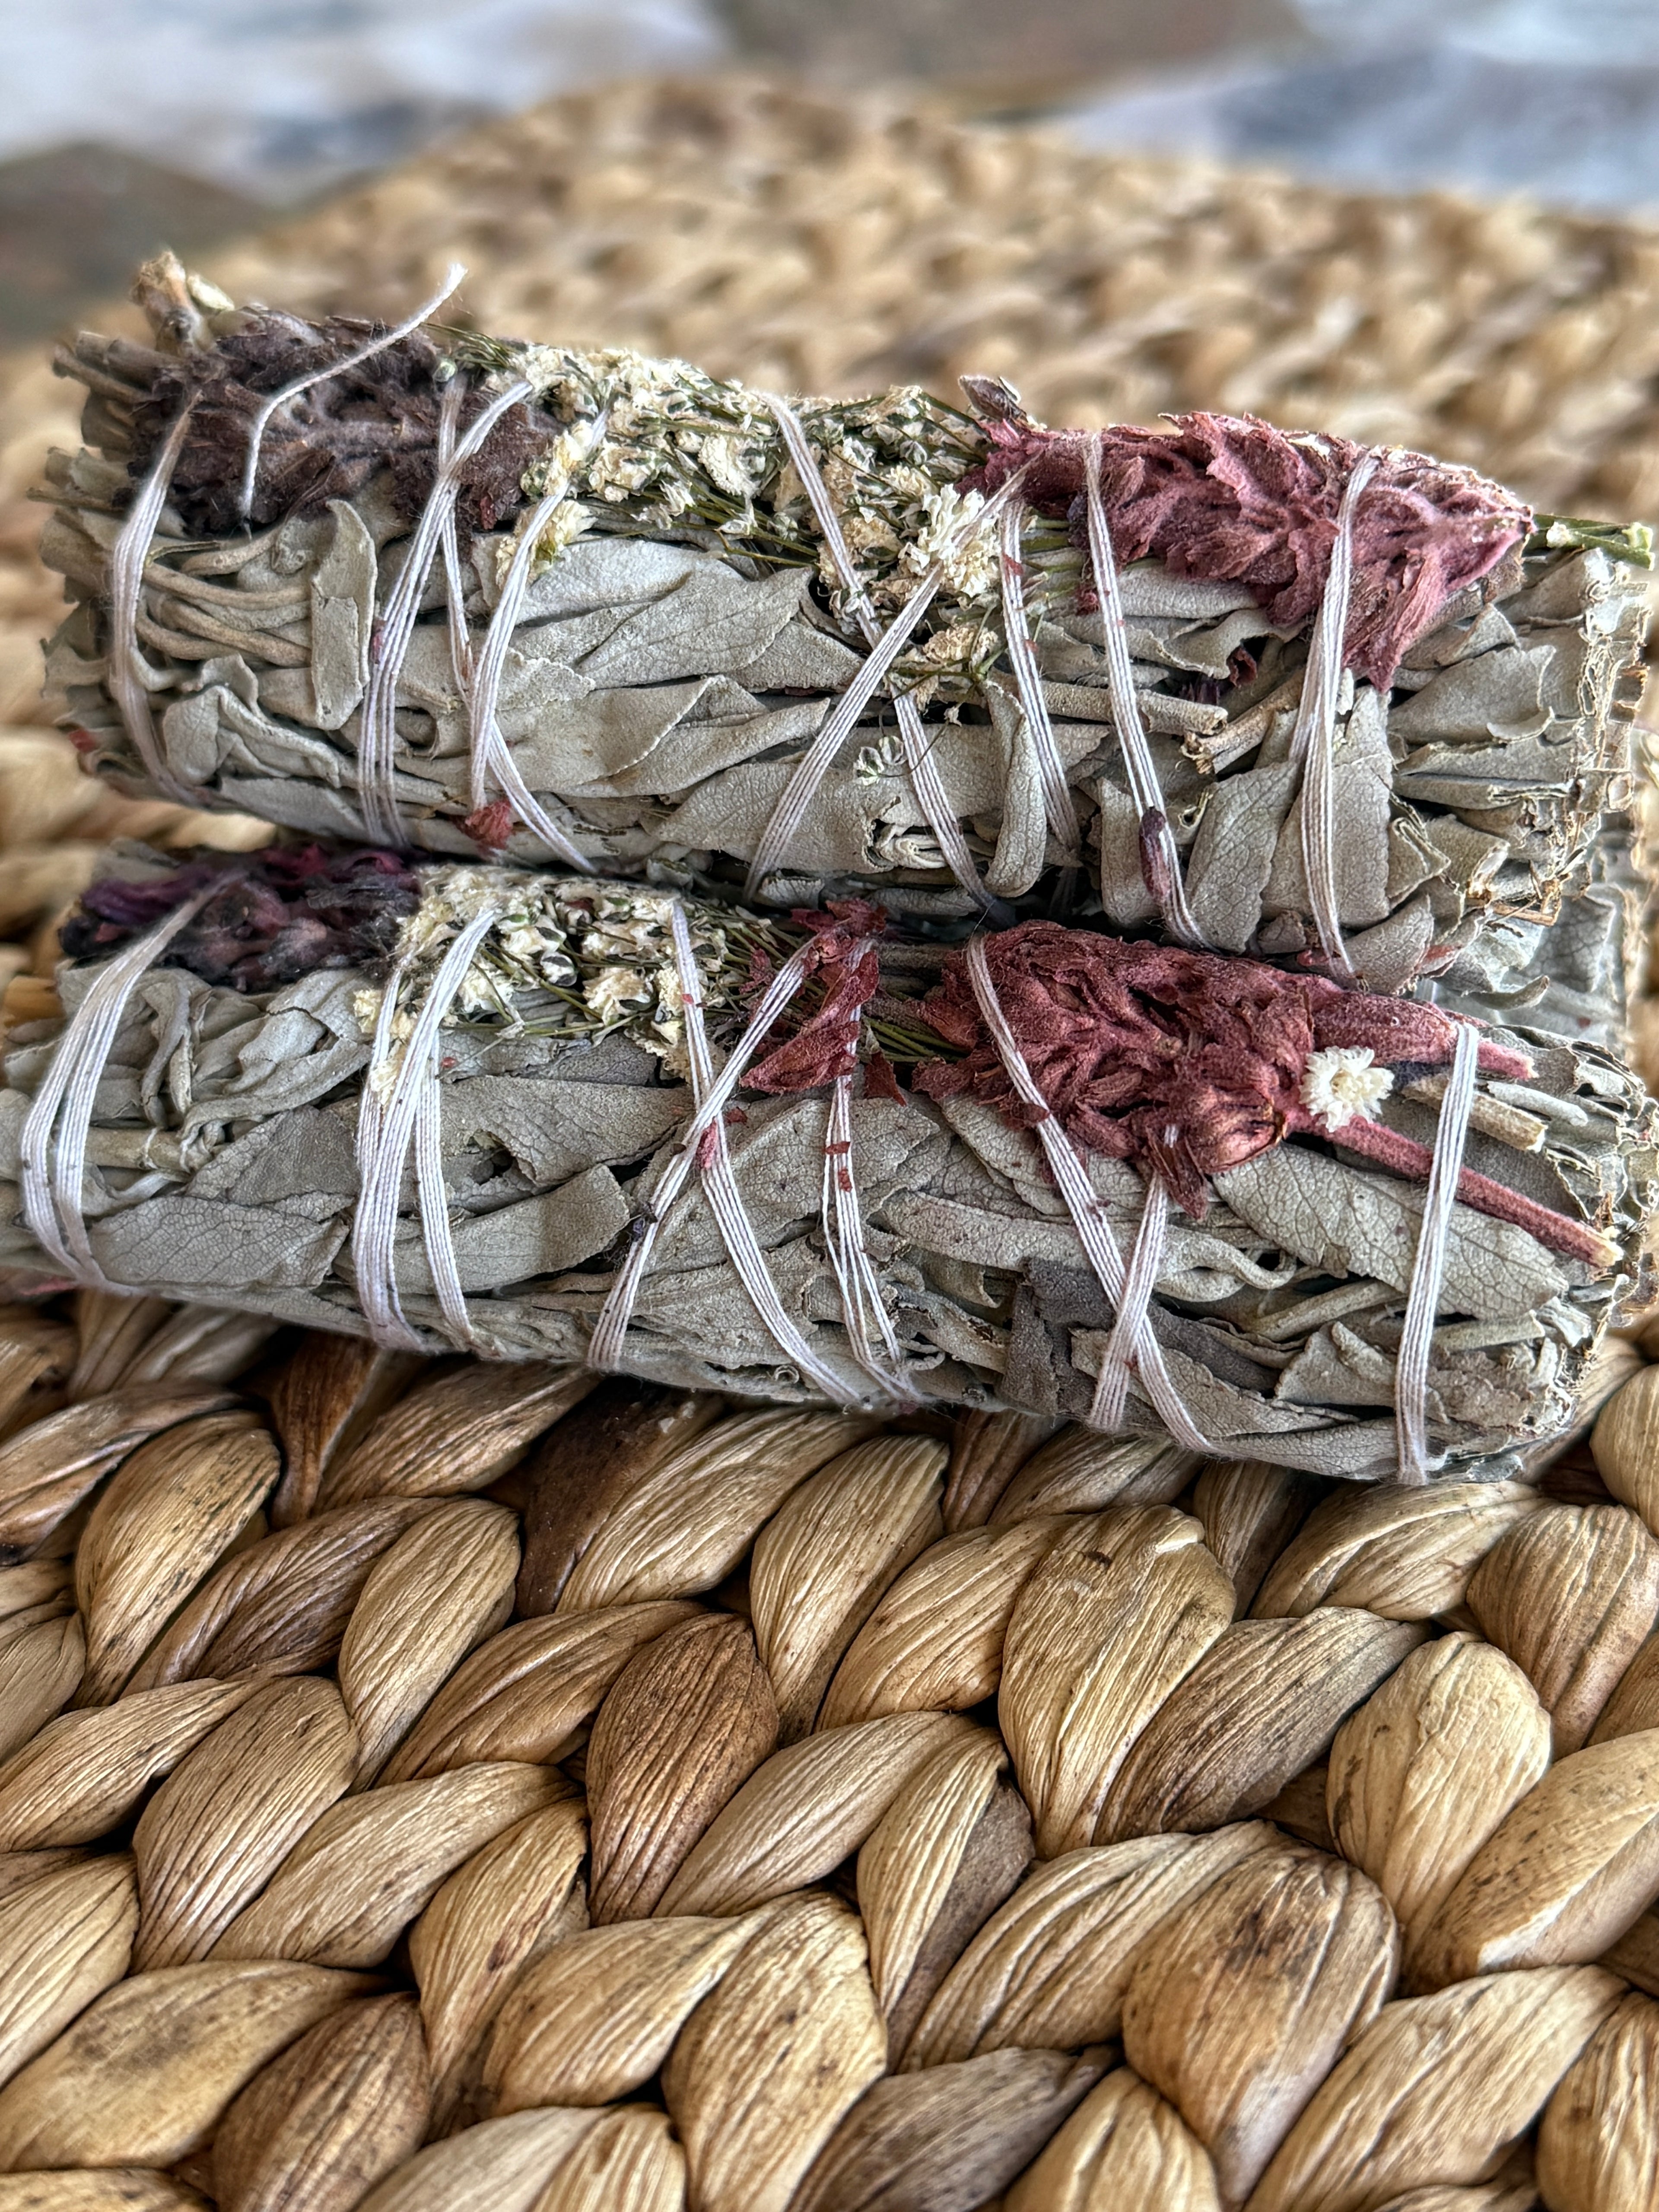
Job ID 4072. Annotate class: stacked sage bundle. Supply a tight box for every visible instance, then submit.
[40,258,1650,994]
[0,842,1650,1481]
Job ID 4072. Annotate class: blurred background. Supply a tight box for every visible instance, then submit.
[2,0,1658,1006]
[5,0,1659,346]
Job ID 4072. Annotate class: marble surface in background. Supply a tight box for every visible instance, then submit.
[1071,0,1659,211]
[3,0,1659,347]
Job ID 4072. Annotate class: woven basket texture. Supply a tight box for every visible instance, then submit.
[0,1291,1656,2210]
[2,72,1659,2212]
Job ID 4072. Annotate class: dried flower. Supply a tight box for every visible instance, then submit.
[1298,1046,1393,1134]
[966,411,1532,686]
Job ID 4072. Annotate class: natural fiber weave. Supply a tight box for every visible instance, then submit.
[0,1291,1656,2207]
[3,68,1659,2211]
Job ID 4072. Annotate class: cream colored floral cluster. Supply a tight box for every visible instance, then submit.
[354,864,777,1075]
[454,333,1014,696]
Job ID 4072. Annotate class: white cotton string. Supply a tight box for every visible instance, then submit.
[357,376,533,846]
[823,1067,920,1408]
[663,905,870,1409]
[236,262,466,521]
[741,563,946,899]
[354,944,407,1217]
[436,375,476,699]
[107,408,202,807]
[352,905,500,1352]
[899,689,996,912]
[1290,450,1380,982]
[1088,1161,1172,1432]
[754,397,1004,909]
[588,926,839,1374]
[1394,1017,1480,1484]
[20,883,225,1287]
[466,413,607,871]
[1080,438,1206,949]
[998,499,1083,903]
[962,938,1216,1452]
[414,1074,475,1349]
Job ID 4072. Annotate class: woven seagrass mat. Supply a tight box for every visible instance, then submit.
[4,73,1659,2211]
[1,1291,1658,2207]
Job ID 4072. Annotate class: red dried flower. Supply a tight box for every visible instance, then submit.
[911,923,1610,1267]
[463,799,515,855]
[964,411,1530,688]
[913,923,1313,1217]
[744,899,888,1095]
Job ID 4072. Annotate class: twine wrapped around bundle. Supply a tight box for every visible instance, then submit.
[0,1297,1657,2208]
[41,259,1650,996]
[0,843,1651,1482]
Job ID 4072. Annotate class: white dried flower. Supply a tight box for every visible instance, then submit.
[585,965,652,1024]
[820,455,859,514]
[842,513,900,557]
[1300,1045,1394,1133]
[699,433,757,500]
[889,464,935,503]
[918,622,983,667]
[904,483,997,600]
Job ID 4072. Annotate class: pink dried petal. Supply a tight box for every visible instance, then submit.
[965,411,1530,686]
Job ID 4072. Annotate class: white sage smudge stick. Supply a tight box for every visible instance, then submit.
[2,852,1647,1476]
[48,289,1648,995]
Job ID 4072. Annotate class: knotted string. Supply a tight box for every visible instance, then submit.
[998,499,1083,906]
[236,263,466,522]
[752,398,1010,909]
[1394,1017,1480,1483]
[663,904,873,1409]
[107,408,202,808]
[19,882,226,1288]
[1291,451,1379,982]
[466,414,607,871]
[1080,436,1207,949]
[357,377,533,847]
[960,937,1216,1450]
[352,906,501,1352]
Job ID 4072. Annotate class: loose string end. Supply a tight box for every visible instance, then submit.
[237,262,467,523]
